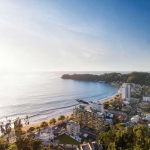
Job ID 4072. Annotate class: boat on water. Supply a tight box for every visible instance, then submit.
[75,99,89,104]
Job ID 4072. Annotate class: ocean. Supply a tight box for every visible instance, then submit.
[0,71,121,125]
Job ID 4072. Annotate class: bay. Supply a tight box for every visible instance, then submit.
[0,71,120,123]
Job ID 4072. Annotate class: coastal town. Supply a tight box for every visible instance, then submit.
[1,81,150,150]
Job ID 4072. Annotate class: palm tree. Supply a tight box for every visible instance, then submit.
[14,117,23,138]
[0,118,11,142]
[58,115,65,122]
[24,115,30,136]
[49,118,56,125]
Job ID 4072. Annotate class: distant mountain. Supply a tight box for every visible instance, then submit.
[62,72,150,85]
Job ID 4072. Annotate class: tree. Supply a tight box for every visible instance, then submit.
[49,142,54,149]
[0,118,11,142]
[40,121,48,128]
[49,118,56,125]
[41,147,49,150]
[7,144,18,150]
[13,117,23,137]
[27,127,35,133]
[104,102,109,109]
[36,126,41,132]
[97,124,150,150]
[104,124,111,132]
[113,116,120,125]
[0,138,9,150]
[15,137,42,150]
[58,115,65,122]
[57,146,62,150]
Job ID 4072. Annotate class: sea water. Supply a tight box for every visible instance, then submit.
[0,71,120,124]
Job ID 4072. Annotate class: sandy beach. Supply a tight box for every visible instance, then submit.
[22,113,72,131]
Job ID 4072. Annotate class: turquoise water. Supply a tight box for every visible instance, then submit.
[0,71,119,123]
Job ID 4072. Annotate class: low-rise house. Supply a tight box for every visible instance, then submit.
[145,114,150,121]
[130,98,139,103]
[143,96,150,102]
[106,112,114,119]
[89,142,103,150]
[77,142,103,150]
[104,118,113,125]
[123,101,130,105]
[118,114,126,121]
[130,115,140,123]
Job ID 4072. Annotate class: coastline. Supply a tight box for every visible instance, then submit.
[101,87,121,104]
[22,113,72,131]
[22,89,121,131]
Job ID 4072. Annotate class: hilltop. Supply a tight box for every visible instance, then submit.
[61,72,150,85]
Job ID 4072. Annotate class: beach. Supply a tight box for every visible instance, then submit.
[22,113,72,131]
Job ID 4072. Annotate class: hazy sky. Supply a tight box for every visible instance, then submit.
[0,0,150,72]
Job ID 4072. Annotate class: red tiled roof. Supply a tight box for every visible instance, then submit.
[118,115,126,119]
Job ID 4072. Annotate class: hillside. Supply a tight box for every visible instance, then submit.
[61,72,150,85]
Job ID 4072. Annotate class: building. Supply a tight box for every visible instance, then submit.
[145,114,150,121]
[143,96,150,102]
[37,128,54,142]
[118,114,126,121]
[104,118,113,125]
[77,142,103,150]
[73,105,104,132]
[122,83,131,99]
[130,115,140,123]
[66,121,80,136]
[92,102,104,113]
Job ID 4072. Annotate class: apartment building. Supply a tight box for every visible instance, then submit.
[66,121,80,136]
[122,83,131,99]
[73,105,104,132]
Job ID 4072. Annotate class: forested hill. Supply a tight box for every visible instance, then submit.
[61,72,150,85]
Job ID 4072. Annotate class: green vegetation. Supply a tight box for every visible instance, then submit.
[55,134,80,145]
[0,136,67,150]
[58,115,65,122]
[0,119,11,142]
[40,121,48,128]
[0,137,56,150]
[0,138,9,150]
[104,124,111,132]
[27,127,35,133]
[103,102,109,109]
[49,118,56,125]
[62,72,150,85]
[131,93,142,99]
[97,124,150,150]
[13,118,23,137]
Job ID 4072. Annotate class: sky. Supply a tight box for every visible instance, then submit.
[0,0,150,72]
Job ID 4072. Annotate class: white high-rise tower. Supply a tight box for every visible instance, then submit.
[122,83,131,99]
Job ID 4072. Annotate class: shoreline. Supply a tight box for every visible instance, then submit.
[0,82,119,132]
[22,113,72,131]
[22,90,121,131]
[97,87,121,104]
